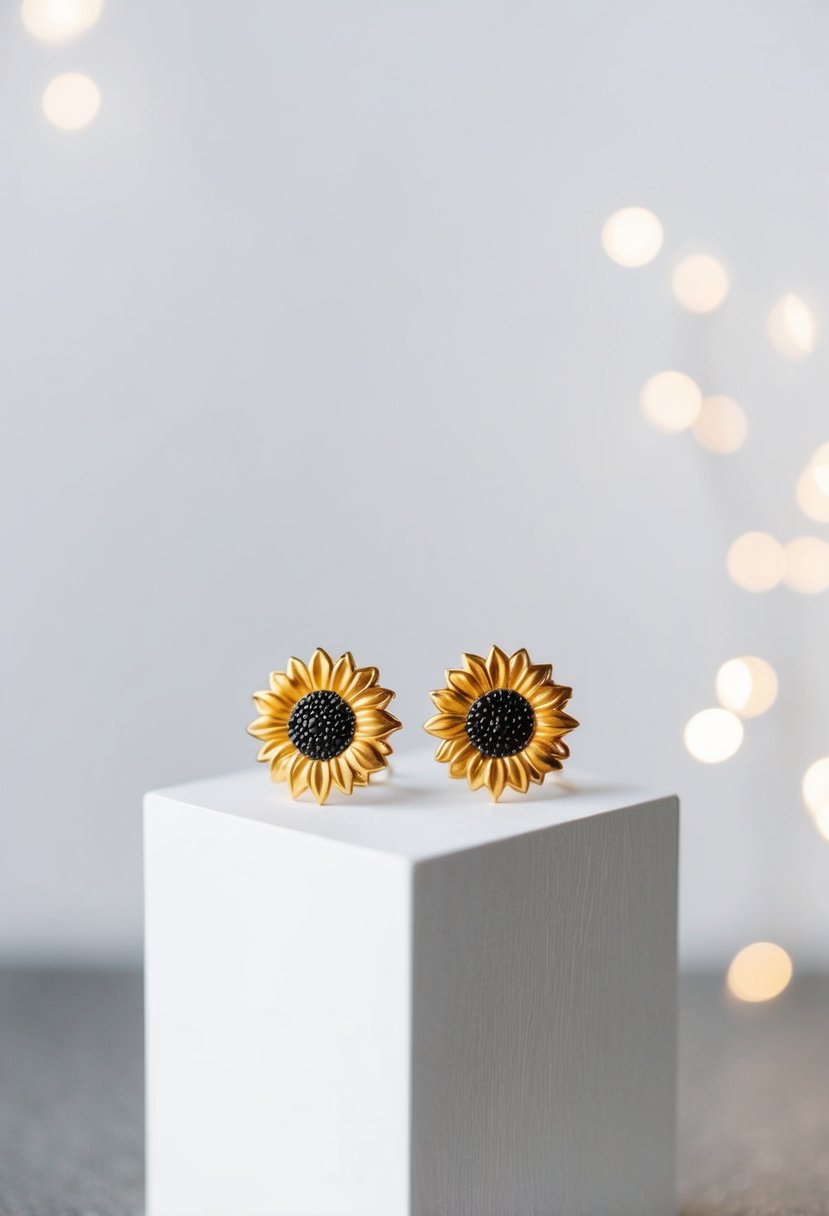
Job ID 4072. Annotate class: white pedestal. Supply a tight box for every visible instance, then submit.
[144,751,678,1216]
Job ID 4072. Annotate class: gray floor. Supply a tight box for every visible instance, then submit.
[0,971,827,1215]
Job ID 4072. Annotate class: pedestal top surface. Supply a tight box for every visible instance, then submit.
[147,749,675,863]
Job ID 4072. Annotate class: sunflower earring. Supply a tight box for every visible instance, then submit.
[247,648,401,804]
[424,646,578,801]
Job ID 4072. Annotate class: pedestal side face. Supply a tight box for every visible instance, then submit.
[411,797,679,1216]
[144,797,411,1216]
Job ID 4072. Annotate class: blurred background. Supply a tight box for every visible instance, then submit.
[2,0,828,1002]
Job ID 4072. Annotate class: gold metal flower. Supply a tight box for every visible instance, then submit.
[247,648,401,804]
[424,646,578,801]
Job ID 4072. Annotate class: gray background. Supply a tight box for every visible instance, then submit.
[2,0,828,966]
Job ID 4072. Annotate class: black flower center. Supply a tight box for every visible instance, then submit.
[288,690,356,761]
[466,688,534,757]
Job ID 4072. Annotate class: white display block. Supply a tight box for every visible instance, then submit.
[144,751,678,1216]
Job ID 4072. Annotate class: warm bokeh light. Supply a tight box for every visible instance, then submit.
[783,536,829,594]
[691,394,748,454]
[640,370,702,433]
[715,657,778,718]
[727,942,793,1003]
[671,253,729,314]
[802,757,829,818]
[601,207,664,268]
[726,531,785,592]
[42,72,100,130]
[809,442,829,496]
[21,0,102,41]
[683,708,744,763]
[796,467,829,522]
[766,293,817,360]
[814,805,829,842]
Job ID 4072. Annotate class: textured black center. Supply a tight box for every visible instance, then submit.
[288,690,356,761]
[466,689,534,757]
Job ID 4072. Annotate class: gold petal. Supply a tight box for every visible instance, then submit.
[449,741,475,778]
[526,760,546,785]
[525,740,562,772]
[257,738,293,763]
[331,651,356,694]
[529,685,572,711]
[348,740,386,772]
[467,752,487,790]
[486,645,510,689]
[372,739,395,762]
[485,757,506,802]
[288,754,311,798]
[551,710,579,733]
[332,755,354,795]
[515,663,553,696]
[286,657,313,693]
[350,736,392,759]
[309,760,331,805]
[351,687,393,710]
[446,668,485,700]
[268,670,301,699]
[247,714,275,735]
[462,653,492,690]
[435,738,461,763]
[429,688,471,715]
[247,716,288,741]
[525,758,544,787]
[423,713,467,740]
[309,647,334,689]
[269,754,292,782]
[252,690,292,718]
[343,666,379,700]
[507,648,531,686]
[535,712,578,739]
[506,755,530,794]
[356,709,402,737]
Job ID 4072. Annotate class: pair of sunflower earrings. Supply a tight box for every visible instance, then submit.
[247,646,578,805]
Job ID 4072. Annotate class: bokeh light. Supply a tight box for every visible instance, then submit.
[691,394,748,454]
[671,254,729,314]
[808,442,829,496]
[726,531,786,592]
[42,72,100,130]
[796,467,829,522]
[766,293,817,360]
[640,370,702,433]
[684,708,744,763]
[601,207,664,268]
[783,536,829,594]
[727,942,793,1003]
[802,757,829,818]
[21,0,103,41]
[715,657,778,718]
[814,805,829,842]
